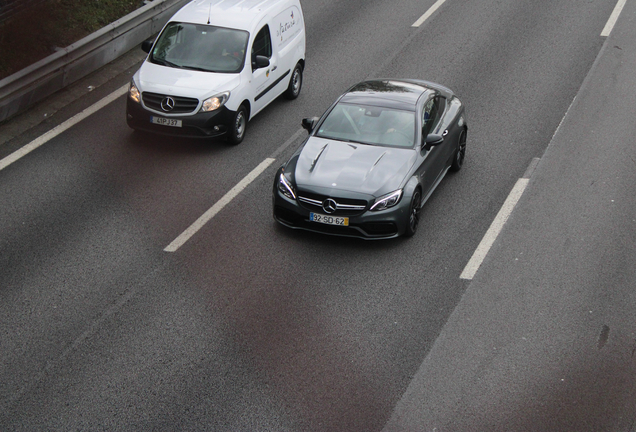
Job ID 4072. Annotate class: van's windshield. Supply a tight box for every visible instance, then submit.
[150,22,249,73]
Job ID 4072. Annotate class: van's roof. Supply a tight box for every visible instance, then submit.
[172,0,294,31]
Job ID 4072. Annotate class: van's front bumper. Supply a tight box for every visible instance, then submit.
[126,97,234,139]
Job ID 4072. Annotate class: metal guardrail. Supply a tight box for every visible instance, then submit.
[0,0,190,124]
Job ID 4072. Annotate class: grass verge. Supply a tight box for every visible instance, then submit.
[0,0,143,80]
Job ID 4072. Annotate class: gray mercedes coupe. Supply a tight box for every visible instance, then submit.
[272,79,467,239]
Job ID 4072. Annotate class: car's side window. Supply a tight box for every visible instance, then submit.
[432,96,447,134]
[252,25,272,61]
[422,95,446,138]
[422,97,439,137]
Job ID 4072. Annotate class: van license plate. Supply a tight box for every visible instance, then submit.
[310,213,349,226]
[151,116,182,127]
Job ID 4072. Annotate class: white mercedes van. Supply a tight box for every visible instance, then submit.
[126,0,306,144]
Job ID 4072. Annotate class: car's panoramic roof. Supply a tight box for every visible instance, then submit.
[341,79,434,110]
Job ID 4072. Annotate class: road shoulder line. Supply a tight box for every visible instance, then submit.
[0,85,128,172]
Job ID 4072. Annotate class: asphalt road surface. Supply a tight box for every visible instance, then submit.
[0,0,632,430]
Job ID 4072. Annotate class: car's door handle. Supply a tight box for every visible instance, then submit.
[442,129,448,137]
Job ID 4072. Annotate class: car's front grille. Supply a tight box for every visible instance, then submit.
[142,92,199,114]
[297,192,368,216]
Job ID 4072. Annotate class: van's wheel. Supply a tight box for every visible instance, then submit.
[283,63,303,100]
[227,106,247,144]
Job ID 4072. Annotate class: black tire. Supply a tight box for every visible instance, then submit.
[404,189,422,238]
[283,63,303,100]
[450,128,467,172]
[227,106,247,145]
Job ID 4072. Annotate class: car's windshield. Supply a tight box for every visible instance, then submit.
[150,22,249,73]
[316,103,416,148]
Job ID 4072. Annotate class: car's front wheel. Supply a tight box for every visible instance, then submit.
[450,128,467,172]
[227,106,247,144]
[404,189,422,237]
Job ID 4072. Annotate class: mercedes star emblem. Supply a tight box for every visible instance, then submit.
[161,97,175,112]
[322,198,337,214]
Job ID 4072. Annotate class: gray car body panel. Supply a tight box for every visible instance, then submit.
[273,79,466,239]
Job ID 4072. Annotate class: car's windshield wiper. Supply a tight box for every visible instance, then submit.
[317,134,352,143]
[152,58,182,68]
[317,135,368,145]
[181,65,213,72]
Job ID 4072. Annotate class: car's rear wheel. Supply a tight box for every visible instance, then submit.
[283,63,303,100]
[227,106,247,144]
[450,128,467,172]
[404,189,422,237]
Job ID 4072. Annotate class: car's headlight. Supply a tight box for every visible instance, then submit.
[129,81,141,103]
[278,172,296,200]
[201,92,229,112]
[370,189,403,211]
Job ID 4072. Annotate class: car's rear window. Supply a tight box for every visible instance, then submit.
[316,103,415,148]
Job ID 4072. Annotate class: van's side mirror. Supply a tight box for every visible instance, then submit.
[423,133,444,151]
[252,55,270,70]
[141,39,154,54]
[302,117,319,133]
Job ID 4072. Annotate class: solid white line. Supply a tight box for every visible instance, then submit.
[601,0,627,37]
[460,178,529,280]
[164,157,276,252]
[412,0,448,27]
[0,84,129,172]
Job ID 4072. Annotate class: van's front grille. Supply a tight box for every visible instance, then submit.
[142,92,199,114]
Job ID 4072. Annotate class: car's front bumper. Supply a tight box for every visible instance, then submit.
[126,97,234,138]
[272,181,410,240]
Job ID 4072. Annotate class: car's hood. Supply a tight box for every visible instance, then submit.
[294,137,416,196]
[135,61,241,98]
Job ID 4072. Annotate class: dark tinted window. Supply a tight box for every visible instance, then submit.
[316,103,415,148]
[422,96,443,137]
[252,25,272,58]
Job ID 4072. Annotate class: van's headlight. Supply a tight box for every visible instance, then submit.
[129,80,141,103]
[201,92,229,112]
[370,190,402,211]
[278,172,296,200]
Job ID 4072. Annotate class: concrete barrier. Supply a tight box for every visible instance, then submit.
[0,0,190,124]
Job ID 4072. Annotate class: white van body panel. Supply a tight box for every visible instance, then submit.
[247,5,304,116]
[274,5,303,50]
[176,0,273,29]
[134,0,305,118]
[137,62,242,114]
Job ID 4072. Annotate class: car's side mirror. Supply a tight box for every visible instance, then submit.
[302,117,319,133]
[141,39,154,54]
[252,55,270,70]
[423,133,444,150]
